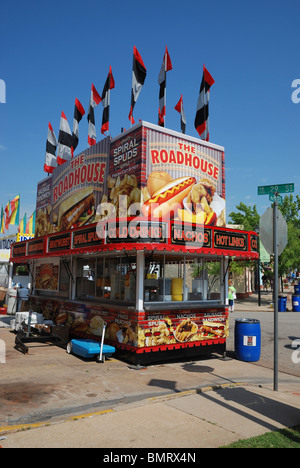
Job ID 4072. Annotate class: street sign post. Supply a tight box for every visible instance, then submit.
[269,193,282,204]
[258,183,292,392]
[258,183,294,195]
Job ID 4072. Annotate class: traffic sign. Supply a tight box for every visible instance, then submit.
[258,183,294,195]
[269,193,282,204]
[259,207,287,255]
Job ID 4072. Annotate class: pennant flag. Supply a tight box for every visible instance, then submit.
[87,84,101,146]
[129,46,147,124]
[101,66,115,135]
[4,201,10,230]
[57,111,73,165]
[158,46,172,127]
[71,98,85,156]
[194,65,215,141]
[0,207,4,234]
[44,122,58,174]
[26,210,36,236]
[174,95,186,134]
[18,213,27,234]
[9,195,20,226]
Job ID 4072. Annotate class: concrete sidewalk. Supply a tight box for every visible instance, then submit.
[235,289,295,312]
[1,373,300,448]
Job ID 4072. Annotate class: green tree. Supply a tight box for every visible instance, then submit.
[278,194,300,226]
[228,202,260,231]
[279,221,300,276]
[278,195,300,277]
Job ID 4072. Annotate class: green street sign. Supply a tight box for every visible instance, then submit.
[269,193,282,204]
[258,183,294,195]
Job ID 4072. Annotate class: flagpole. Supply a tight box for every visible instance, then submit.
[164,49,167,128]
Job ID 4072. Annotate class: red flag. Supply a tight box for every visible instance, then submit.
[87,84,101,146]
[44,122,58,174]
[101,66,115,135]
[4,201,10,230]
[174,95,186,134]
[158,46,172,127]
[194,65,215,141]
[129,46,147,124]
[57,111,73,165]
[71,98,85,155]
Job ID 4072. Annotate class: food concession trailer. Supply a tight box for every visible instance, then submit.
[10,122,258,365]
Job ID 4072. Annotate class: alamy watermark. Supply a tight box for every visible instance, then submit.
[291,79,300,103]
[292,339,300,364]
[95,196,206,245]
[0,79,6,103]
[0,339,5,364]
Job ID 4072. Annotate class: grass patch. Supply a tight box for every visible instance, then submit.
[221,425,300,448]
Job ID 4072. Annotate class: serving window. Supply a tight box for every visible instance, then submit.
[75,254,136,303]
[144,253,223,304]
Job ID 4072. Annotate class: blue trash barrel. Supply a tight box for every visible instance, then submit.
[294,284,300,295]
[292,295,300,312]
[278,295,287,312]
[234,318,261,362]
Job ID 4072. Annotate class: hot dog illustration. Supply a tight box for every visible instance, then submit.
[58,187,96,231]
[142,176,196,219]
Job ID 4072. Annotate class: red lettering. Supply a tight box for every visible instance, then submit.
[80,165,86,184]
[213,166,219,180]
[99,163,105,183]
[151,150,159,164]
[160,149,168,163]
[177,151,184,164]
[63,176,68,193]
[201,160,207,172]
[69,171,74,189]
[185,152,192,166]
[193,156,200,169]
[58,180,63,197]
[74,168,80,185]
[169,150,176,163]
[87,164,94,182]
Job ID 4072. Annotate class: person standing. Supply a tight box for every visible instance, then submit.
[228,280,236,312]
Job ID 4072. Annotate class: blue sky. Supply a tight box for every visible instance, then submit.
[0,0,299,235]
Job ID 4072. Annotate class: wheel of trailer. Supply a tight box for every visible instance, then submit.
[96,354,105,363]
[66,341,73,354]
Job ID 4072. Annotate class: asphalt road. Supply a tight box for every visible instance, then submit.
[226,311,300,378]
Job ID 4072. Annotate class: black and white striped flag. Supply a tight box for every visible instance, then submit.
[158,46,172,127]
[129,46,147,124]
[57,111,73,165]
[174,94,186,134]
[87,84,101,146]
[101,66,115,135]
[71,98,85,155]
[44,122,57,174]
[194,65,215,141]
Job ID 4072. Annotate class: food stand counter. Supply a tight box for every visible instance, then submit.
[11,219,259,365]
